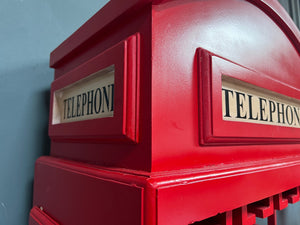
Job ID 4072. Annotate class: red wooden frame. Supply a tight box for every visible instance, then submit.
[199,49,300,145]
[31,0,300,224]
[29,206,59,225]
[49,0,300,70]
[32,156,300,225]
[49,34,140,143]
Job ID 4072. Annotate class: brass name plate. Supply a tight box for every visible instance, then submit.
[222,76,300,128]
[52,65,115,124]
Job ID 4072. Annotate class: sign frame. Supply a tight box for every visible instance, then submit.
[49,35,140,143]
[198,48,300,145]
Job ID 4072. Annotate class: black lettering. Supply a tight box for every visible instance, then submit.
[71,96,76,118]
[110,84,114,112]
[222,88,234,117]
[94,88,102,114]
[294,107,300,126]
[236,91,247,119]
[63,99,67,119]
[259,98,268,121]
[102,86,110,113]
[87,90,94,115]
[82,93,87,116]
[277,103,285,124]
[67,98,72,119]
[76,95,81,117]
[286,105,293,125]
[248,95,258,120]
[269,100,276,122]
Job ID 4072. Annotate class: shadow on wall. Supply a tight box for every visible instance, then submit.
[39,88,51,156]
[26,88,51,221]
[0,61,52,225]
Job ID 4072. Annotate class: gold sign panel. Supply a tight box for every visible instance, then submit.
[222,76,300,128]
[52,65,115,124]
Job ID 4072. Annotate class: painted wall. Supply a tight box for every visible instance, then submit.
[0,0,108,224]
[279,0,300,28]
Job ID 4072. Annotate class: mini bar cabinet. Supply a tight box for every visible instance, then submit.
[29,0,300,224]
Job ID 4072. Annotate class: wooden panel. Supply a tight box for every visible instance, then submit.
[49,34,140,143]
[33,157,144,225]
[199,48,300,145]
[29,206,59,225]
[156,158,300,225]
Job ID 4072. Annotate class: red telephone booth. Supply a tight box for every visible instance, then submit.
[30,0,300,224]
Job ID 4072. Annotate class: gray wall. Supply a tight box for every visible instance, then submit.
[0,0,108,224]
[278,0,300,28]
[0,0,299,224]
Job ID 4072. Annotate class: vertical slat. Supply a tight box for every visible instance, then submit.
[292,0,298,27]
[296,0,300,28]
[278,0,290,14]
[288,0,294,18]
[267,212,277,225]
[279,0,300,29]
[290,0,295,21]
[291,0,300,27]
[232,206,256,225]
[273,193,288,211]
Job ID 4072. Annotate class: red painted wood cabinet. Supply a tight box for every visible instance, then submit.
[30,0,300,224]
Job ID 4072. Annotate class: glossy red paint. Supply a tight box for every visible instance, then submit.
[49,35,140,143]
[199,49,300,145]
[151,0,300,171]
[29,206,59,225]
[31,156,300,225]
[31,0,300,224]
[47,0,300,172]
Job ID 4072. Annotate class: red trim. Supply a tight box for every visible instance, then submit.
[50,0,300,69]
[49,35,139,143]
[29,206,59,225]
[34,156,300,225]
[199,48,300,145]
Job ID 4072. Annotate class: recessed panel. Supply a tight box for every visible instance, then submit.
[49,34,140,143]
[33,157,143,225]
[198,48,300,145]
[53,66,115,125]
